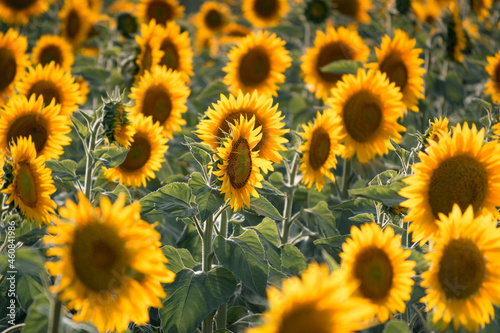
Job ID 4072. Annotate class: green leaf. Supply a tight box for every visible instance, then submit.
[348,213,375,222]
[94,145,129,168]
[23,294,50,333]
[160,267,237,333]
[320,60,363,74]
[189,172,225,222]
[140,182,197,218]
[471,98,492,113]
[257,181,286,197]
[17,275,46,311]
[184,136,214,178]
[303,201,336,228]
[162,246,198,274]
[45,160,78,181]
[329,198,377,215]
[249,218,281,269]
[314,235,350,257]
[70,114,90,141]
[249,196,283,220]
[214,230,269,296]
[12,247,45,276]
[348,182,407,208]
[281,243,307,276]
[289,94,307,115]
[76,67,111,85]
[103,184,131,205]
[383,320,410,333]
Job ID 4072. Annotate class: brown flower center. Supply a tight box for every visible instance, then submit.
[343,91,382,143]
[2,0,37,10]
[379,52,408,92]
[253,0,279,18]
[216,112,264,152]
[238,47,271,87]
[146,0,174,25]
[142,85,172,125]
[0,48,16,92]
[428,155,488,219]
[438,238,486,300]
[354,247,393,300]
[118,136,151,172]
[160,40,179,70]
[278,303,333,333]
[27,80,62,106]
[494,63,500,89]
[38,45,63,67]
[66,9,81,40]
[309,127,331,170]
[316,42,353,83]
[331,0,360,18]
[16,163,37,207]
[204,9,223,31]
[7,114,48,154]
[227,137,252,189]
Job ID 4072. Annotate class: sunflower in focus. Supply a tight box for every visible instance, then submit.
[423,117,450,147]
[104,114,168,189]
[299,111,343,192]
[0,95,71,160]
[213,115,272,211]
[412,0,441,25]
[135,20,164,81]
[367,29,425,112]
[157,21,194,83]
[193,1,231,34]
[129,66,189,138]
[399,122,500,244]
[31,35,74,71]
[0,0,53,25]
[197,90,288,173]
[247,262,373,333]
[0,29,29,106]
[102,92,135,148]
[59,0,97,49]
[242,0,289,28]
[330,0,372,22]
[138,0,184,26]
[341,223,415,323]
[223,31,292,97]
[17,62,85,116]
[485,51,500,104]
[421,204,500,332]
[44,193,176,332]
[301,26,370,101]
[326,69,405,163]
[1,136,56,227]
[444,4,466,63]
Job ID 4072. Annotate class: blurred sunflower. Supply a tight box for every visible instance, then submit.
[104,114,168,189]
[341,224,415,323]
[0,95,71,160]
[0,0,53,25]
[138,0,184,26]
[299,111,343,192]
[470,0,492,21]
[197,90,288,173]
[399,123,500,244]
[44,193,176,332]
[485,51,500,104]
[213,115,271,211]
[421,205,500,332]
[157,21,194,83]
[423,116,450,147]
[326,69,405,163]
[1,136,56,227]
[412,0,441,24]
[242,0,289,28]
[247,262,373,333]
[31,35,74,71]
[59,0,97,49]
[135,20,164,81]
[444,4,466,62]
[330,0,372,22]
[223,30,292,97]
[74,76,90,106]
[304,0,331,24]
[129,66,188,138]
[17,62,84,116]
[194,28,219,58]
[301,26,370,101]
[367,29,425,112]
[220,23,251,46]
[193,1,231,34]
[86,0,102,14]
[0,29,29,106]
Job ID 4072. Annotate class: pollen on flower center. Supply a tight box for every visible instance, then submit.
[16,163,37,207]
[309,127,331,170]
[7,114,48,154]
[238,47,271,86]
[428,154,488,218]
[227,137,252,189]
[354,247,394,300]
[0,48,16,91]
[28,80,62,105]
[379,52,408,91]
[316,42,352,82]
[343,91,383,143]
[142,86,172,124]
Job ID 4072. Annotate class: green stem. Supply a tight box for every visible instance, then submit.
[83,121,100,199]
[202,216,215,333]
[216,210,229,330]
[48,297,62,333]
[281,153,299,245]
[340,158,352,200]
[2,324,26,333]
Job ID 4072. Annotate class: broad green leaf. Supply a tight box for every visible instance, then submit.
[184,136,214,178]
[321,249,340,271]
[320,60,363,74]
[303,201,336,228]
[314,235,350,257]
[23,294,50,333]
[289,94,307,115]
[329,198,377,215]
[383,320,410,333]
[214,230,269,296]
[94,145,129,168]
[76,67,111,85]
[140,182,197,218]
[12,247,45,276]
[17,275,46,311]
[249,196,283,221]
[103,184,131,205]
[348,182,407,208]
[348,213,375,222]
[257,181,286,197]
[162,246,198,274]
[70,114,90,141]
[160,267,237,333]
[45,160,78,181]
[189,172,225,222]
[249,218,281,269]
[281,243,307,276]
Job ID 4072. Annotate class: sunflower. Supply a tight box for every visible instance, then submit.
[399,122,500,244]
[86,0,102,14]
[135,20,164,81]
[137,0,184,26]
[102,95,135,148]
[104,114,168,189]
[157,21,194,84]
[326,69,405,163]
[43,192,176,332]
[444,4,466,63]
[16,62,84,116]
[367,29,425,112]
[485,51,500,104]
[304,0,331,24]
[421,204,500,332]
[299,111,344,192]
[193,1,231,34]
[471,0,492,21]
[0,0,53,25]
[31,35,74,72]
[213,115,272,211]
[59,0,97,49]
[340,223,416,323]
[220,23,251,46]
[1,136,56,227]
[0,29,29,106]
[193,28,219,58]
[412,0,442,25]
[301,26,370,101]
[242,0,289,28]
[423,116,450,147]
[223,30,292,97]
[129,65,189,138]
[330,0,372,22]
[108,0,135,14]
[197,90,288,174]
[74,75,90,106]
[0,95,72,160]
[247,262,373,333]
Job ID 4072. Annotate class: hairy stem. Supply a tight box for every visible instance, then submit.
[281,152,299,244]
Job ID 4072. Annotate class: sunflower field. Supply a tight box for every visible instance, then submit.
[1,0,500,332]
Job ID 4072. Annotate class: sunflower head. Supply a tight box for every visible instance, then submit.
[1,136,56,227]
[59,0,98,48]
[341,223,416,323]
[220,23,251,46]
[102,90,135,148]
[330,0,372,23]
[412,0,442,25]
[32,35,74,72]
[44,192,176,332]
[304,0,331,24]
[0,28,29,105]
[193,1,231,34]
[422,116,450,147]
[485,51,500,104]
[117,12,139,39]
[134,19,165,81]
[443,4,466,63]
[138,0,184,26]
[242,0,289,28]
[0,0,54,25]
[421,204,500,332]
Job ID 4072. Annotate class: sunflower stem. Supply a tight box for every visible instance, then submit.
[1,323,26,333]
[48,297,62,333]
[83,121,101,199]
[202,215,215,333]
[216,210,229,330]
[281,152,299,245]
[340,158,352,200]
